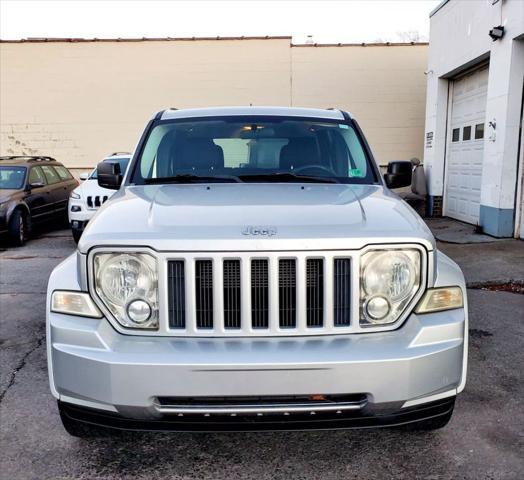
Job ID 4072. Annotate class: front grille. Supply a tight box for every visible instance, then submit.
[195,260,213,329]
[166,253,354,336]
[86,195,109,209]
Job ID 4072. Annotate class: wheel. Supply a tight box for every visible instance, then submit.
[59,402,118,438]
[400,404,454,432]
[72,228,82,244]
[8,209,27,246]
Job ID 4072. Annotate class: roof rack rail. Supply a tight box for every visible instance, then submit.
[325,108,351,121]
[108,151,131,156]
[28,156,56,162]
[0,155,56,162]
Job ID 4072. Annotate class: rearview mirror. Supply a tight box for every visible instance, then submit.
[97,161,122,190]
[29,181,45,189]
[79,172,89,181]
[384,161,412,189]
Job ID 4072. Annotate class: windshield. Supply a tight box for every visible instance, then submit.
[0,166,27,189]
[90,157,130,179]
[131,116,378,184]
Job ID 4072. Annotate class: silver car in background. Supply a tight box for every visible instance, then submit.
[47,107,467,436]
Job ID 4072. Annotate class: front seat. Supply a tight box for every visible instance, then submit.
[174,138,224,172]
[280,138,320,171]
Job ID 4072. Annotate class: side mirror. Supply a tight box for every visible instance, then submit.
[384,161,412,189]
[97,161,122,190]
[79,172,89,181]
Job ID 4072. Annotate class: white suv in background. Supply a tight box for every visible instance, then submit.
[68,153,131,242]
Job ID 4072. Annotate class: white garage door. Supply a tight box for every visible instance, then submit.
[444,65,489,224]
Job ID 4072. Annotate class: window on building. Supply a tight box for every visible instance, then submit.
[463,126,471,141]
[452,128,460,142]
[475,123,484,139]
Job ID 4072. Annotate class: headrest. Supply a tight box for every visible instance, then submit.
[280,138,320,170]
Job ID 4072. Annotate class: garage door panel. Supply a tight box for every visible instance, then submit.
[444,65,488,224]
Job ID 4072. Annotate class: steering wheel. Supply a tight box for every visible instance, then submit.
[291,165,337,176]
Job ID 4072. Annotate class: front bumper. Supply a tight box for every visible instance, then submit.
[48,306,465,426]
[58,396,456,432]
[68,200,95,225]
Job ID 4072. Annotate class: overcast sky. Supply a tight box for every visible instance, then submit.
[0,0,441,43]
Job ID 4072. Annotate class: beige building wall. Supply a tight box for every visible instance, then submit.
[292,44,428,164]
[0,38,292,171]
[0,38,427,173]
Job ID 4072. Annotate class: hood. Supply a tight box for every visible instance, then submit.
[79,183,435,252]
[0,189,20,204]
[74,179,117,198]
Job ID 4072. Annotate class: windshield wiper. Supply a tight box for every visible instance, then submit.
[239,172,339,184]
[144,174,242,184]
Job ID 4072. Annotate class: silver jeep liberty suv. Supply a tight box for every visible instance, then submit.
[47,107,467,436]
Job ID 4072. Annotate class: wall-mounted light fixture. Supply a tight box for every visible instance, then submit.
[488,25,505,41]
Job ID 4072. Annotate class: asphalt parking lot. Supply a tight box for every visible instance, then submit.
[1,228,523,480]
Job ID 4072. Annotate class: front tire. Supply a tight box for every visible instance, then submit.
[8,209,27,246]
[72,228,82,244]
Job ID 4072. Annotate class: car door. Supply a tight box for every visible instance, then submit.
[53,165,78,212]
[40,164,64,218]
[24,166,54,222]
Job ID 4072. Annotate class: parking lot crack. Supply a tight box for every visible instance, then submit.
[0,334,45,404]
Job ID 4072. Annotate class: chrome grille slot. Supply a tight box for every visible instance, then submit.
[223,260,241,329]
[334,258,351,326]
[251,259,269,329]
[168,260,186,328]
[87,195,109,209]
[195,260,213,329]
[306,259,324,327]
[279,259,296,328]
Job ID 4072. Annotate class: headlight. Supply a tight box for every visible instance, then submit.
[70,191,81,199]
[93,252,159,329]
[360,249,421,326]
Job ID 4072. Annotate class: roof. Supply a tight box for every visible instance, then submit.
[0,156,58,165]
[292,42,428,47]
[0,36,427,47]
[430,0,451,17]
[105,152,132,159]
[0,36,291,44]
[159,106,349,121]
